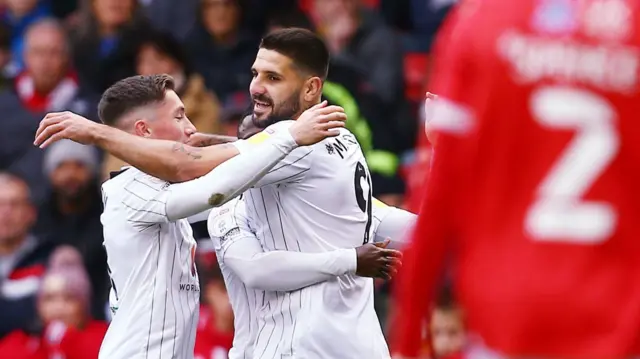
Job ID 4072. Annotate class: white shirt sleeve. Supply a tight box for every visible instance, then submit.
[122,127,301,223]
[208,200,357,291]
[233,121,313,188]
[371,198,417,249]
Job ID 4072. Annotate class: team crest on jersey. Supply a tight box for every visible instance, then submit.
[532,0,578,34]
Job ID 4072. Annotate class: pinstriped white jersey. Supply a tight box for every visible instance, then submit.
[208,196,393,359]
[235,121,389,359]
[99,168,200,359]
[208,197,262,359]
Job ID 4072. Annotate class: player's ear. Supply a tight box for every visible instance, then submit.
[303,76,323,102]
[134,119,152,138]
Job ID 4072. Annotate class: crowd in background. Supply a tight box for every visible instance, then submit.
[0,0,461,358]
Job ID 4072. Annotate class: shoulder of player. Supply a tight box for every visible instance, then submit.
[207,198,247,238]
[311,128,361,156]
[102,168,169,204]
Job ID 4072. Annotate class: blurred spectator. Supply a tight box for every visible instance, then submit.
[69,0,152,93]
[0,18,99,205]
[137,31,222,136]
[0,173,55,339]
[48,244,83,269]
[33,139,108,320]
[1,0,51,74]
[310,0,417,189]
[430,289,466,359]
[139,0,199,41]
[309,0,404,107]
[101,30,223,181]
[195,258,234,359]
[185,0,259,102]
[0,264,108,359]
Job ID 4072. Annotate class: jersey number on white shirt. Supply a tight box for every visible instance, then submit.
[354,161,373,244]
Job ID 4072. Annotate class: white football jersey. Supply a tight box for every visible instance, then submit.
[236,121,389,359]
[208,197,262,359]
[99,168,200,359]
[208,196,399,359]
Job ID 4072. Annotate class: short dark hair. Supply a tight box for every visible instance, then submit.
[98,74,175,126]
[259,28,329,80]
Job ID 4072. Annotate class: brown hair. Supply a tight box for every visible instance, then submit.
[259,28,329,80]
[98,74,175,126]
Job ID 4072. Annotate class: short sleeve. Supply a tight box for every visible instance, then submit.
[239,121,313,187]
[207,199,256,262]
[120,172,171,225]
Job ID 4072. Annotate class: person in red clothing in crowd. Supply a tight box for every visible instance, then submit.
[195,254,234,359]
[393,0,640,359]
[0,247,108,359]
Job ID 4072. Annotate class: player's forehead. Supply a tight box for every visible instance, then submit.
[157,89,185,114]
[252,48,295,76]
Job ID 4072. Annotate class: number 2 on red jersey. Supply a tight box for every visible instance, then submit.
[526,86,619,244]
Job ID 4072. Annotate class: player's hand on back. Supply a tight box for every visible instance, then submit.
[289,100,347,146]
[34,111,101,148]
[355,239,402,280]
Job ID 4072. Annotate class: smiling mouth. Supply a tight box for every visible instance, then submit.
[253,100,271,112]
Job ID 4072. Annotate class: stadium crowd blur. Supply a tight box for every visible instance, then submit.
[0,0,459,358]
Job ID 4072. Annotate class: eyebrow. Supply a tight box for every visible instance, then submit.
[252,67,284,78]
[174,106,185,116]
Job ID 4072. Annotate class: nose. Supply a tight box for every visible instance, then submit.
[249,78,266,97]
[184,120,196,136]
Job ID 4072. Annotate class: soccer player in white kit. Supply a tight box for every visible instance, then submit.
[207,194,415,359]
[33,74,348,359]
[202,115,415,359]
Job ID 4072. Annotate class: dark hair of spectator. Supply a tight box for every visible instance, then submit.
[138,30,193,76]
[260,28,329,80]
[266,8,314,31]
[197,0,247,27]
[73,0,145,39]
[435,283,458,311]
[98,74,175,126]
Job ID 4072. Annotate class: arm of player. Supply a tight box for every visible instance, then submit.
[123,129,301,222]
[34,102,345,183]
[209,201,357,291]
[232,121,314,187]
[371,198,417,249]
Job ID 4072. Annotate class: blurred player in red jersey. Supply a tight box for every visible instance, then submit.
[393,0,640,358]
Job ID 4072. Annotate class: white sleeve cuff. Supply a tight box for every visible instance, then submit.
[271,127,298,154]
[331,248,358,275]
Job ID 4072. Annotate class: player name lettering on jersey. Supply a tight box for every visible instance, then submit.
[325,133,359,158]
[498,30,639,93]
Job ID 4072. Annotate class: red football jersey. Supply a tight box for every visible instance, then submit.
[394,0,640,358]
[194,306,233,359]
